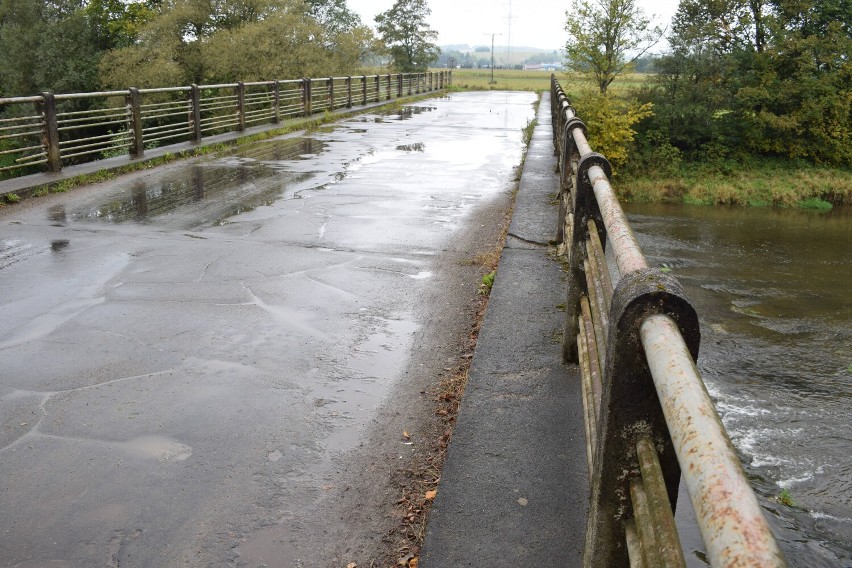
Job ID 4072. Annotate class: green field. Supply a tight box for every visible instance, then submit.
[445,68,554,92]
[441,68,651,93]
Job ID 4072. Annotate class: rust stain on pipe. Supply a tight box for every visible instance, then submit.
[640,314,786,567]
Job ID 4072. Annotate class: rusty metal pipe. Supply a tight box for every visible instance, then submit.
[639,314,786,567]
[571,127,594,157]
[588,164,648,275]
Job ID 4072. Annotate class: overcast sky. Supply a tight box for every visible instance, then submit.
[346,0,680,51]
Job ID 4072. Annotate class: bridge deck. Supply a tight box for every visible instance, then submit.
[422,93,589,567]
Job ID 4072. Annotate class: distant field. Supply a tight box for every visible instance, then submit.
[445,69,554,92]
[442,68,651,93]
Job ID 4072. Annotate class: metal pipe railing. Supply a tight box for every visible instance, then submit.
[0,71,451,180]
[549,74,785,568]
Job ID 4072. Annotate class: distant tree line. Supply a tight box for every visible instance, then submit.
[565,0,850,169]
[639,0,850,167]
[0,0,441,96]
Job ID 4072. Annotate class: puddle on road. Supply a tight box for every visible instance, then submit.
[393,105,437,120]
[396,142,425,152]
[66,138,327,227]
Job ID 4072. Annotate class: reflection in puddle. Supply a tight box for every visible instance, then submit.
[50,239,70,252]
[66,138,326,226]
[395,106,437,120]
[396,142,425,152]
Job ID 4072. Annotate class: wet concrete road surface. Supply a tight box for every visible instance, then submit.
[0,91,537,567]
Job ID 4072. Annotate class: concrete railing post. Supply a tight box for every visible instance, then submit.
[346,76,352,108]
[127,87,144,158]
[236,82,245,131]
[38,92,61,173]
[583,270,700,568]
[190,84,202,141]
[303,78,312,117]
[359,76,365,106]
[272,81,281,123]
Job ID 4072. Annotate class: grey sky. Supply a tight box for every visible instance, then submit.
[346,0,679,51]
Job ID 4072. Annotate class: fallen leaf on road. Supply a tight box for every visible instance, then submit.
[346,563,357,568]
[424,490,437,500]
[402,431,410,441]
[409,557,419,568]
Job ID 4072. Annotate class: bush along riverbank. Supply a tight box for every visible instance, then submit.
[617,158,852,210]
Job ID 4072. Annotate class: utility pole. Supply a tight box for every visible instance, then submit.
[485,33,502,84]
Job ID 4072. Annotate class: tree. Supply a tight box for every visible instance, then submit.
[0,0,102,96]
[564,0,663,93]
[375,0,440,72]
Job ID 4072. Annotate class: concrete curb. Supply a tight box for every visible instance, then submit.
[421,92,589,567]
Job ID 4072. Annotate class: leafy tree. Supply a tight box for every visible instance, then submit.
[100,0,375,87]
[375,0,440,72]
[0,0,101,96]
[564,0,663,94]
[637,0,850,166]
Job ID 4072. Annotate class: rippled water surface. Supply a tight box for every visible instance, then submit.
[626,203,852,566]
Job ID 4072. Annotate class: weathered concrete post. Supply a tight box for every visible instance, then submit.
[37,92,61,173]
[361,75,367,106]
[583,269,699,568]
[408,74,413,96]
[272,81,281,123]
[236,82,246,131]
[374,74,380,103]
[386,74,392,100]
[328,77,334,110]
[303,78,312,117]
[346,76,352,108]
[126,88,144,158]
[190,84,202,141]
[562,124,609,364]
[397,74,403,98]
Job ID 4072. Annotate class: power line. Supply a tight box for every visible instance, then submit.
[484,33,502,84]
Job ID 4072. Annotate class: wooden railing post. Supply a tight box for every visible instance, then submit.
[125,88,143,158]
[397,74,403,98]
[374,75,380,103]
[236,81,245,131]
[38,92,61,173]
[190,84,202,142]
[328,78,334,111]
[408,74,413,96]
[386,74,392,100]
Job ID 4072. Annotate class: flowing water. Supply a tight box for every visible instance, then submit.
[626,203,852,567]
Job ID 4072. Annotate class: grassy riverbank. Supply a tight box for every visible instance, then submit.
[618,159,852,209]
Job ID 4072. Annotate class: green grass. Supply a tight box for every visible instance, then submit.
[445,68,652,93]
[778,488,795,507]
[479,270,496,295]
[620,159,852,208]
[449,69,554,92]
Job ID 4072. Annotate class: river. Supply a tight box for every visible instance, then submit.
[625,203,851,567]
